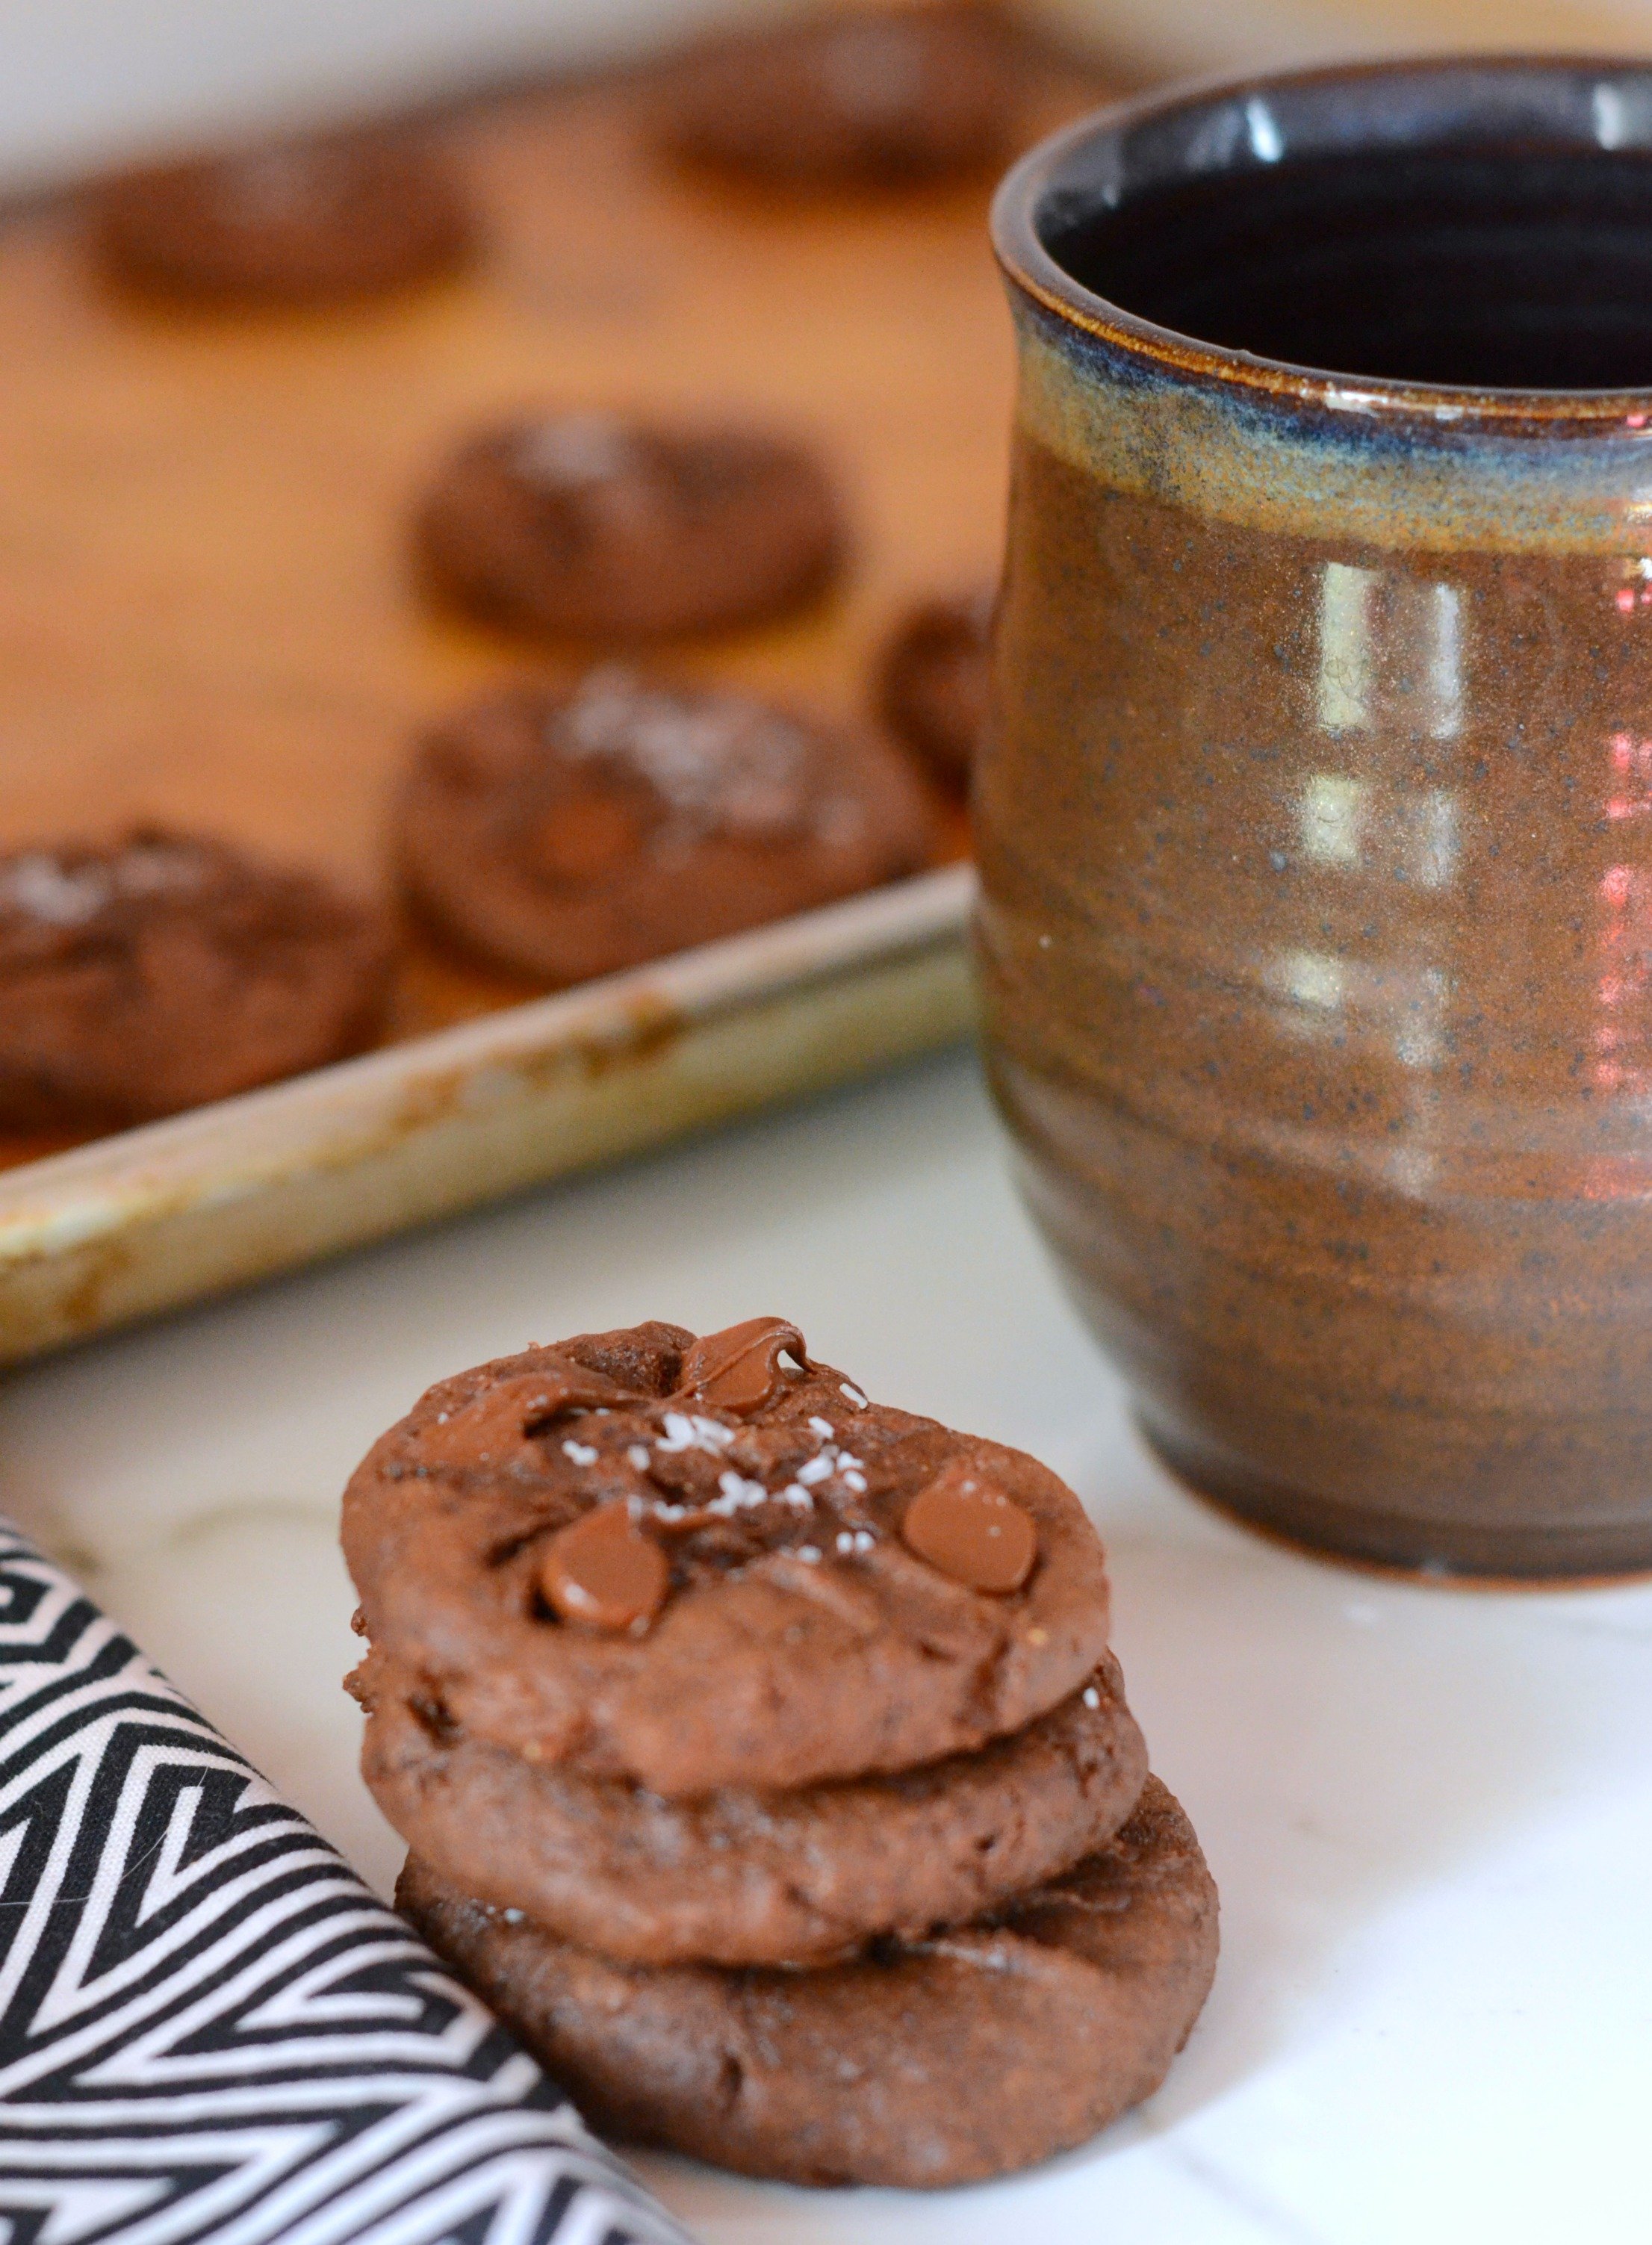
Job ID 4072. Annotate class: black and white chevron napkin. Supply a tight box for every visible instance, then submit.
[0,1517,696,2245]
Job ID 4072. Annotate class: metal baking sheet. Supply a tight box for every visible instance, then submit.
[0,864,973,1361]
[0,40,1102,1361]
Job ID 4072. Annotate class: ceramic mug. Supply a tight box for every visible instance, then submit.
[983,58,1652,1577]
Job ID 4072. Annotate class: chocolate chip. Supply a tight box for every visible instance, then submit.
[541,1503,668,1633]
[676,1317,809,1415]
[901,1459,1037,1593]
[417,1364,627,1465]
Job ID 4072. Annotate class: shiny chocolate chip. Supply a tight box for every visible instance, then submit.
[676,1316,809,1415]
[541,1502,668,1633]
[417,1363,627,1466]
[901,1458,1037,1594]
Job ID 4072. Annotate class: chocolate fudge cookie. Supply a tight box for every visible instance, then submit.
[415,412,844,640]
[662,4,1024,189]
[400,1774,1218,2189]
[0,827,391,1128]
[358,1649,1146,1966]
[90,129,473,303]
[342,1317,1114,1795]
[879,586,993,789]
[395,669,936,986]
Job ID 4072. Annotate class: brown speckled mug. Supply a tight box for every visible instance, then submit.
[983,59,1652,1577]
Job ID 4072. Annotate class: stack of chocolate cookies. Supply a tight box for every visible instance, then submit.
[344,1317,1217,2189]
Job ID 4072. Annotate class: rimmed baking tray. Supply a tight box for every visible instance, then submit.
[0,863,972,1361]
[0,38,1101,1362]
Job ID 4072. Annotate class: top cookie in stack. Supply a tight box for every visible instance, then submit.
[344,1318,1217,2187]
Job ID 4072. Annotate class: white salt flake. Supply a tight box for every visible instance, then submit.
[796,1545,822,1563]
[627,1444,652,1471]
[808,1417,835,1438]
[708,1470,768,1516]
[656,1411,736,1455]
[836,1531,855,1553]
[0,854,111,927]
[841,1470,868,1494]
[562,1440,598,1467]
[1083,1687,1101,1710]
[779,1482,813,1511]
[796,1454,835,1487]
[111,839,208,897]
[840,1382,869,1408]
[515,412,633,488]
[553,667,811,838]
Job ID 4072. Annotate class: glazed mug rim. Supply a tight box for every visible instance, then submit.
[992,52,1652,431]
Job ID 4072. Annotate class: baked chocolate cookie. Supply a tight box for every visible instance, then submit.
[395,669,936,986]
[89,128,473,303]
[879,586,993,789]
[414,412,844,640]
[342,1317,1114,1796]
[0,827,391,1128]
[358,1648,1146,1966]
[399,1774,1218,2189]
[662,4,1024,189]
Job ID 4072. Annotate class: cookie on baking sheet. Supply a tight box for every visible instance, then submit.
[661,3,1025,190]
[357,1647,1146,1966]
[394,669,936,986]
[89,128,473,303]
[0,827,392,1128]
[398,1774,1217,2189]
[414,412,845,641]
[341,1317,1114,1796]
[878,586,993,789]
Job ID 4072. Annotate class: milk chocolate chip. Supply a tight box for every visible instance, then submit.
[541,1503,668,1633]
[676,1317,809,1415]
[902,1459,1038,1593]
[418,1364,630,1466]
[343,1319,1116,1797]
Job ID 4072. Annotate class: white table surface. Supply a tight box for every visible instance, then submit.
[1,1046,1648,2245]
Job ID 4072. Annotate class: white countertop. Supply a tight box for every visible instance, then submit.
[2,1046,1648,2245]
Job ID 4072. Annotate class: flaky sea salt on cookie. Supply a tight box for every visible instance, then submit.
[0,827,391,1126]
[414,412,843,639]
[661,4,1026,190]
[396,671,935,986]
[342,1317,1113,1796]
[89,128,473,302]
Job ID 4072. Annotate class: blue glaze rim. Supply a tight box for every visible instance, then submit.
[993,55,1652,436]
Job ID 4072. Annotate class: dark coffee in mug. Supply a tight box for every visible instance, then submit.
[1051,145,1652,390]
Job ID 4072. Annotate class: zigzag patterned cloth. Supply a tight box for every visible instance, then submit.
[0,1518,697,2245]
